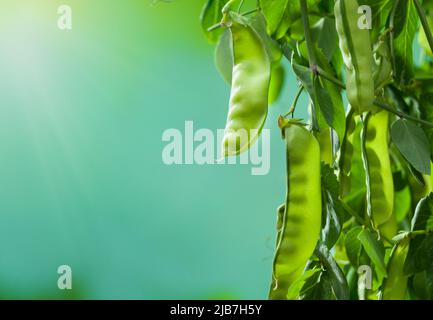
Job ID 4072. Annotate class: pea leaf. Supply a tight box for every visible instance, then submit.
[392,0,418,87]
[200,0,228,43]
[259,0,290,35]
[345,226,364,267]
[286,268,321,299]
[404,194,433,275]
[412,265,433,299]
[314,49,345,142]
[316,244,350,300]
[411,193,433,232]
[300,270,335,300]
[215,29,233,84]
[320,164,346,248]
[419,93,433,161]
[311,17,338,61]
[357,228,387,279]
[391,119,431,175]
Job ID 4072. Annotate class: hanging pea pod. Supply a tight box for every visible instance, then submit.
[361,111,396,238]
[269,120,322,300]
[221,13,271,157]
[381,237,410,300]
[334,0,375,114]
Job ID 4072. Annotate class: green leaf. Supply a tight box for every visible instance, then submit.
[411,193,433,232]
[405,194,433,275]
[391,119,431,175]
[394,186,412,223]
[314,49,345,142]
[344,226,363,267]
[300,270,335,300]
[200,0,228,43]
[286,268,321,300]
[358,228,387,278]
[419,93,433,161]
[249,13,283,64]
[316,244,350,300]
[215,29,233,84]
[269,64,285,105]
[311,17,338,61]
[320,164,345,248]
[412,265,433,299]
[392,0,418,87]
[259,0,290,35]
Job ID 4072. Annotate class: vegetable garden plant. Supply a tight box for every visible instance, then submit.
[200,0,433,300]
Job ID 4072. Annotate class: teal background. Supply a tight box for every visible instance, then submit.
[0,0,306,299]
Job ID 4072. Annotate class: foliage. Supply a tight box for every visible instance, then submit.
[200,0,433,300]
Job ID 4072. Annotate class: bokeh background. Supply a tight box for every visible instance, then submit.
[0,0,307,299]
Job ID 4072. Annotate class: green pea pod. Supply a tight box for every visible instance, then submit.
[222,16,271,157]
[269,121,322,300]
[335,0,374,114]
[381,238,410,300]
[361,111,395,236]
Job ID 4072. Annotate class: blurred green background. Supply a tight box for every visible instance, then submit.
[0,0,306,299]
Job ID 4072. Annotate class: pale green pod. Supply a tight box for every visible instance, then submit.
[222,18,271,157]
[269,123,322,300]
[335,0,374,114]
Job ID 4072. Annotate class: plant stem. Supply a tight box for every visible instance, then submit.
[207,8,258,32]
[283,86,304,118]
[315,67,433,128]
[373,100,433,128]
[299,0,317,67]
[222,0,238,13]
[414,0,433,54]
[237,0,245,13]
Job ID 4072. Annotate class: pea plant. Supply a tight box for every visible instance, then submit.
[199,0,433,300]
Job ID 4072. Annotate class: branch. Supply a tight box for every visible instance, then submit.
[299,0,317,67]
[315,67,433,129]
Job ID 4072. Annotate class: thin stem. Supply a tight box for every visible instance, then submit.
[283,86,304,118]
[222,0,238,13]
[414,0,433,54]
[315,67,433,128]
[237,0,245,13]
[207,8,258,32]
[316,66,345,88]
[300,0,317,67]
[373,100,433,128]
[340,201,365,226]
[242,8,258,16]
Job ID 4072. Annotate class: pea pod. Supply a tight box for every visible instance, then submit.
[361,111,395,237]
[381,238,410,300]
[269,121,322,300]
[221,15,271,157]
[334,0,374,114]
